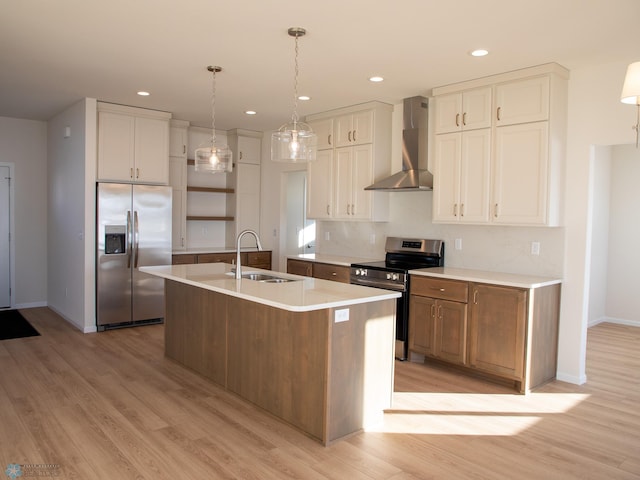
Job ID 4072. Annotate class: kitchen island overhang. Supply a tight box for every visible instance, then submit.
[140,263,400,445]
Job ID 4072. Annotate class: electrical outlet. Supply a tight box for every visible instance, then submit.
[455,238,462,250]
[325,231,330,241]
[370,233,376,245]
[531,241,540,255]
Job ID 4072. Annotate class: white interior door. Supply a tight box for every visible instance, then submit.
[0,165,11,308]
[286,171,315,257]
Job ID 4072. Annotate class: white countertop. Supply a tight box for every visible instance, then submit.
[409,267,562,289]
[141,263,400,312]
[289,253,377,267]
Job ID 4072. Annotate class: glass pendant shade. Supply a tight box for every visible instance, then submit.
[195,65,232,173]
[271,120,317,162]
[194,144,232,173]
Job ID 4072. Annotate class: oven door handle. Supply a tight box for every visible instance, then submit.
[350,278,406,292]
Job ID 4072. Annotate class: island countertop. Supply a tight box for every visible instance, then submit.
[140,263,400,312]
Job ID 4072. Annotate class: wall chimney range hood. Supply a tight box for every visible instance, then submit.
[365,96,432,191]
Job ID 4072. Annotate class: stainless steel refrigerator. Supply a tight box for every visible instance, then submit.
[96,183,172,330]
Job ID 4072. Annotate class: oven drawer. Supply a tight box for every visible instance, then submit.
[411,276,468,303]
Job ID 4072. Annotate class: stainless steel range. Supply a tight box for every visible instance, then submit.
[350,237,444,360]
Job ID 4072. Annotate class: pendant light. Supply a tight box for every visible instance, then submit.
[271,27,317,163]
[621,61,640,148]
[195,66,233,173]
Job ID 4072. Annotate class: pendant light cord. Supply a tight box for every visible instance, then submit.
[210,67,218,146]
[291,33,300,125]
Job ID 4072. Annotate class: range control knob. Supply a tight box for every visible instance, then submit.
[386,272,400,281]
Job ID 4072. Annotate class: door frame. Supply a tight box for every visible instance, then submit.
[0,163,15,310]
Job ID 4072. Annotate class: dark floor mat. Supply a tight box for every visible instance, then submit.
[0,309,40,340]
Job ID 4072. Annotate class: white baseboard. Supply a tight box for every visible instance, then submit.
[589,316,640,328]
[555,372,587,385]
[47,304,87,333]
[14,301,47,309]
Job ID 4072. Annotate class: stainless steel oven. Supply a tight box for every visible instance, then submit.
[350,237,444,360]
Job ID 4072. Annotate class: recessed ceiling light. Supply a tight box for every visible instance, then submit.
[298,95,311,101]
[369,76,384,83]
[245,110,257,115]
[470,49,489,57]
[137,91,150,96]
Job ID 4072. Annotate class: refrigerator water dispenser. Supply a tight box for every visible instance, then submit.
[105,225,126,254]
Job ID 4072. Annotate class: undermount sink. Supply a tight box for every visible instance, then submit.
[228,272,299,283]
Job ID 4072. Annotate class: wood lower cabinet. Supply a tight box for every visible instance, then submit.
[409,277,468,365]
[172,251,271,270]
[409,274,561,393]
[468,283,526,380]
[287,258,313,277]
[286,258,350,284]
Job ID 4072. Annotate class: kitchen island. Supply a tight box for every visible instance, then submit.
[140,263,400,445]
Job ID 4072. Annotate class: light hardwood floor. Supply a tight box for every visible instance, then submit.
[1,307,639,479]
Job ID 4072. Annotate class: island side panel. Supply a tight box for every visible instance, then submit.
[165,280,227,386]
[225,296,329,442]
[326,299,396,443]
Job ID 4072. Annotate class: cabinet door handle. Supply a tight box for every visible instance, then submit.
[348,131,352,142]
[455,113,460,127]
[351,204,355,215]
[331,272,337,276]
[438,304,443,319]
[497,106,502,122]
[136,168,140,179]
[328,134,332,146]
[326,205,330,216]
[453,203,458,217]
[430,304,436,318]
[473,290,479,304]
[494,203,499,218]
[239,151,243,160]
[460,203,465,217]
[130,167,134,179]
[183,145,186,154]
[462,112,467,126]
[353,130,357,142]
[439,288,445,292]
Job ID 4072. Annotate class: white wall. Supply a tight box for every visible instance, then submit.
[604,144,640,324]
[588,146,611,326]
[47,98,97,332]
[557,60,637,385]
[0,116,48,307]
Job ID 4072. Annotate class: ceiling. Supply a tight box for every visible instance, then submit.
[2,0,639,132]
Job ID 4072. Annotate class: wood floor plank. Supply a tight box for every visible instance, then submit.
[1,307,639,479]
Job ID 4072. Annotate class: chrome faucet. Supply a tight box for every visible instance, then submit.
[235,229,263,279]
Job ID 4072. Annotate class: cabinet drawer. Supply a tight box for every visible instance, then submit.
[172,254,197,265]
[197,252,242,264]
[411,276,468,303]
[313,263,350,283]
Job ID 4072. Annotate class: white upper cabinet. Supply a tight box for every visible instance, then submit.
[433,129,491,223]
[431,63,568,227]
[308,118,334,150]
[228,129,261,165]
[97,102,171,184]
[434,87,492,134]
[306,149,333,219]
[305,102,392,222]
[495,76,550,126]
[169,120,188,159]
[334,110,374,147]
